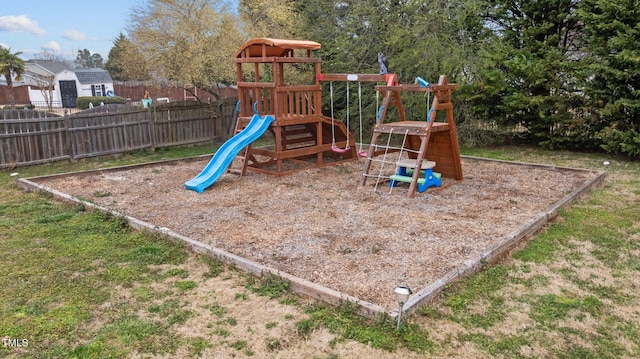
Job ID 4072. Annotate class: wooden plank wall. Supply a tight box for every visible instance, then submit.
[0,101,237,168]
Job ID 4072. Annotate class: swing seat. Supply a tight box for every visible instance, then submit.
[358,150,368,158]
[331,144,351,154]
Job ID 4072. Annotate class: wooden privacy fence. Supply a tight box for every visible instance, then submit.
[0,100,238,168]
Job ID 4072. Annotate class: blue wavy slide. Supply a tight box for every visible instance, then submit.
[185,114,274,193]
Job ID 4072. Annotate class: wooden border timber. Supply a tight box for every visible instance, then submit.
[397,156,607,318]
[15,172,387,319]
[15,155,606,321]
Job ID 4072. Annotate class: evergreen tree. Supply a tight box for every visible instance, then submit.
[461,0,586,149]
[75,49,104,68]
[296,0,488,129]
[105,33,150,81]
[579,0,640,157]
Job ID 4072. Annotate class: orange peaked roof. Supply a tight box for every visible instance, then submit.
[234,38,321,58]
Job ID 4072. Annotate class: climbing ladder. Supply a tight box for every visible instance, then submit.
[358,75,463,198]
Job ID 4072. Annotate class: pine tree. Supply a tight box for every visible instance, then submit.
[462,0,585,149]
[75,49,104,69]
[579,0,640,157]
[105,33,150,81]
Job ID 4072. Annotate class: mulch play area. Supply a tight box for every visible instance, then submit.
[18,155,604,316]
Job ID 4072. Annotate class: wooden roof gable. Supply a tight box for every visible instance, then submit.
[234,38,321,59]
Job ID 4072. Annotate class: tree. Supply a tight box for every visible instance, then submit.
[75,49,104,69]
[105,33,150,81]
[459,0,586,149]
[128,0,244,100]
[0,47,26,108]
[579,0,640,157]
[238,0,301,39]
[295,0,487,130]
[31,72,56,110]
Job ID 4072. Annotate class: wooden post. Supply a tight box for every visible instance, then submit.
[358,131,382,189]
[210,101,217,145]
[148,107,156,152]
[63,111,75,161]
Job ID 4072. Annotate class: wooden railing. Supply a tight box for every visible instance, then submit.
[237,82,275,116]
[237,84,322,121]
[277,85,321,119]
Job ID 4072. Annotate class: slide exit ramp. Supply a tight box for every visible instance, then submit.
[185,114,274,193]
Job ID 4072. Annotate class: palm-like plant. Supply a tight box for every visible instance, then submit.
[0,47,26,108]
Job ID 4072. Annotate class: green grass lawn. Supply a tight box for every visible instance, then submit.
[1,145,638,358]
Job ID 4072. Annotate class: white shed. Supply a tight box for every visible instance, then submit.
[23,60,115,108]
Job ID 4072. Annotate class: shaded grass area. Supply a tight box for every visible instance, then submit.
[1,145,639,358]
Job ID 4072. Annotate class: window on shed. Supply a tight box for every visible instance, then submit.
[91,84,106,96]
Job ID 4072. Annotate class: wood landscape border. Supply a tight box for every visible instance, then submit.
[16,155,606,320]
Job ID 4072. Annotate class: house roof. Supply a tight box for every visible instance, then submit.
[25,59,70,74]
[74,69,113,84]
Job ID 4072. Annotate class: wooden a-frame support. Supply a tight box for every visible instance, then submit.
[358,75,463,198]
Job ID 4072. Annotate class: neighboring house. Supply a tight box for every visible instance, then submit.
[22,60,115,108]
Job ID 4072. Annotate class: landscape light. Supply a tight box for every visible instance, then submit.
[393,285,412,330]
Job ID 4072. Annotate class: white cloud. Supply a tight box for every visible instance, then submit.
[42,41,61,51]
[0,43,9,50]
[0,15,46,36]
[63,29,88,41]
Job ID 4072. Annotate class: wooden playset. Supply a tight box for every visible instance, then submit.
[233,38,357,176]
[231,38,463,197]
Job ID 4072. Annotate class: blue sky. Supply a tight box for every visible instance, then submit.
[0,0,133,61]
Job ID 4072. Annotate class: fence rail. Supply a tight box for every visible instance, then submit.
[0,100,237,168]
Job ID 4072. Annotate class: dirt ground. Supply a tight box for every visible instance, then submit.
[36,155,596,310]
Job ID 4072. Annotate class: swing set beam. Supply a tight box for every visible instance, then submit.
[318,73,396,156]
[316,73,397,83]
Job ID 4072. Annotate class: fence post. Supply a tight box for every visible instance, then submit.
[63,110,75,161]
[148,107,156,152]
[212,101,218,144]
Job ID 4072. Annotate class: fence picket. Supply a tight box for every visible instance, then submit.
[0,100,236,168]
